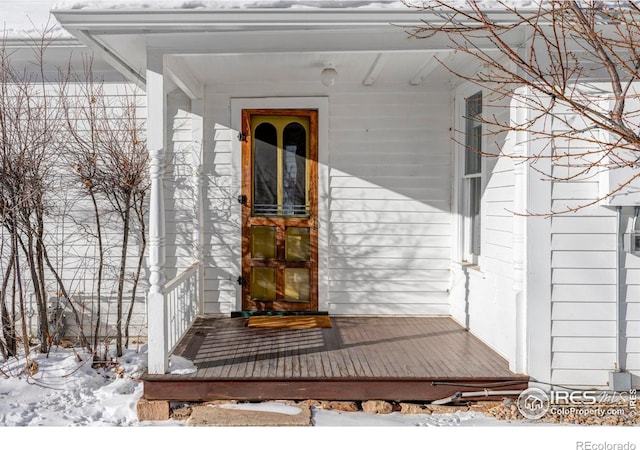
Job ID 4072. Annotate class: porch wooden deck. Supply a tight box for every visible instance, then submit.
[141,316,529,402]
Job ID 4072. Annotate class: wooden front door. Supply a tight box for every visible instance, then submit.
[241,109,318,312]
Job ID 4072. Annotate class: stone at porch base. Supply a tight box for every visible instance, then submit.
[136,399,170,421]
[361,400,393,414]
[187,403,311,427]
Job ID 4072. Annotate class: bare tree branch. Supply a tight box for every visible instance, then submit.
[405,0,640,214]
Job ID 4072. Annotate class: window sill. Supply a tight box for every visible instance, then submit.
[453,261,486,279]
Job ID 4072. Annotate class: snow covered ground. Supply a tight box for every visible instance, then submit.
[0,347,636,450]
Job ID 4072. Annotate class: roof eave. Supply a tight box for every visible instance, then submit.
[51,7,539,34]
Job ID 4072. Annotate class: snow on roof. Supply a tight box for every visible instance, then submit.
[1,0,67,38]
[53,1,412,10]
[2,0,539,39]
[3,1,411,38]
[51,0,541,10]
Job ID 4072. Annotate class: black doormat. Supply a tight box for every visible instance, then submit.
[230,310,329,318]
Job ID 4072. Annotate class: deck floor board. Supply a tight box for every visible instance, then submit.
[168,316,520,379]
[143,316,529,402]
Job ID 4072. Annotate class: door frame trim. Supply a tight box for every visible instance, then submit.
[231,97,329,312]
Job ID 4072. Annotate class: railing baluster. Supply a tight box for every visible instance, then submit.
[163,261,202,354]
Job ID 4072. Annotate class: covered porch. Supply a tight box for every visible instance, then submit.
[52,4,532,382]
[141,316,528,402]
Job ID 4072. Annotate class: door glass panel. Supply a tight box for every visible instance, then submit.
[251,226,276,260]
[251,267,276,301]
[284,268,310,302]
[285,227,310,261]
[282,122,307,215]
[253,123,278,215]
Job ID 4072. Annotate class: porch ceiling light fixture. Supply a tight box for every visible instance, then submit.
[321,65,337,86]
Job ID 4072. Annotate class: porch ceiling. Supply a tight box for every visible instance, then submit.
[51,7,526,89]
[171,50,457,88]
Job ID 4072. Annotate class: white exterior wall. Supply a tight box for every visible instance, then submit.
[164,88,198,282]
[455,157,519,365]
[550,200,618,388]
[0,80,149,342]
[327,89,451,315]
[58,82,149,342]
[449,83,521,368]
[549,173,640,387]
[540,96,640,389]
[202,96,239,314]
[201,83,452,315]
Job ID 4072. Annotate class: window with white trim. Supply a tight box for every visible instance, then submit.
[462,91,482,264]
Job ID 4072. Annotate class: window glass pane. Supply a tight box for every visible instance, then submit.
[284,268,310,303]
[285,227,310,261]
[251,226,276,260]
[470,177,481,256]
[282,122,307,215]
[254,123,278,215]
[465,92,482,175]
[251,267,276,301]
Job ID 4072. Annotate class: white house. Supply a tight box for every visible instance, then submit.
[3,0,635,396]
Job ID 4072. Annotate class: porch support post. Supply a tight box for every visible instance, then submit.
[512,86,528,374]
[525,89,553,387]
[191,96,205,314]
[147,55,169,374]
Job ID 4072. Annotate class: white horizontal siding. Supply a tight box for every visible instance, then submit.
[164,90,197,283]
[0,81,150,342]
[552,284,615,302]
[330,210,448,223]
[329,257,448,270]
[552,369,613,388]
[202,96,239,315]
[553,337,616,353]
[327,88,451,315]
[552,302,616,321]
[552,251,616,268]
[547,100,640,378]
[550,156,619,386]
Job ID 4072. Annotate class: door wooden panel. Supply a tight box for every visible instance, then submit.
[241,109,318,311]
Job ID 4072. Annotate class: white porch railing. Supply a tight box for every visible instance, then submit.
[164,261,202,355]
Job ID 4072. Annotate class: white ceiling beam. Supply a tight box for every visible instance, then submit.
[362,53,390,86]
[74,30,146,88]
[409,52,453,86]
[164,56,204,100]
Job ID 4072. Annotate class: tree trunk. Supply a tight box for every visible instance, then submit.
[23,231,48,354]
[88,188,104,357]
[35,209,50,349]
[0,241,16,358]
[115,193,132,357]
[14,231,30,357]
[125,203,146,348]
